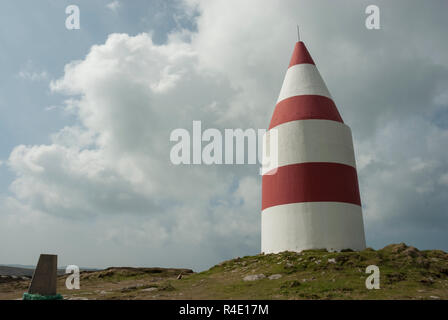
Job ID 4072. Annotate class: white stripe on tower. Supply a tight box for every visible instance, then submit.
[261,119,356,175]
[277,64,332,103]
[262,202,366,253]
[261,41,366,254]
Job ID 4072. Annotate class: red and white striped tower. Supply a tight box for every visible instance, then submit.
[261,41,366,253]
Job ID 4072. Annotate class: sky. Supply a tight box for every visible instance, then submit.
[0,0,447,271]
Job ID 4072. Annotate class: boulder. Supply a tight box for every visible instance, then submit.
[243,274,266,281]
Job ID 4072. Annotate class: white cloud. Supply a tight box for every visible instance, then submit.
[106,1,120,12]
[7,30,259,268]
[439,173,448,186]
[356,116,448,240]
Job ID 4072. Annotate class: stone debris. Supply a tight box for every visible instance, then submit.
[243,274,266,281]
[420,277,435,285]
[403,246,421,258]
[328,258,336,264]
[0,275,30,284]
[268,274,282,280]
[302,277,316,283]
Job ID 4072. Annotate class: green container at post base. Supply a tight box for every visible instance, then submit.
[22,292,64,300]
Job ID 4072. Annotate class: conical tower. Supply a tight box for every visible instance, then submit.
[261,41,366,253]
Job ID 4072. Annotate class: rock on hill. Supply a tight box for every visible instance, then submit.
[0,243,447,300]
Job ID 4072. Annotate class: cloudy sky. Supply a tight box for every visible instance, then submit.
[0,0,447,271]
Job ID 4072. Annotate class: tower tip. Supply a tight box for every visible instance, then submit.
[288,40,315,67]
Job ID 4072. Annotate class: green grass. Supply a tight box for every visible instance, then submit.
[159,243,448,299]
[49,243,448,300]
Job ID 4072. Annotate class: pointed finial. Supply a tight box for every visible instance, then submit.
[297,25,300,42]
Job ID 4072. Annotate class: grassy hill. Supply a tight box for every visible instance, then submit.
[1,243,447,300]
[0,266,34,278]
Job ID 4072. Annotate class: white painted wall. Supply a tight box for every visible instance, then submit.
[262,202,366,253]
[277,63,331,103]
[261,119,356,175]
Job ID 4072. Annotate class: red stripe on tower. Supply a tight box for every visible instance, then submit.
[269,95,343,129]
[262,163,362,210]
